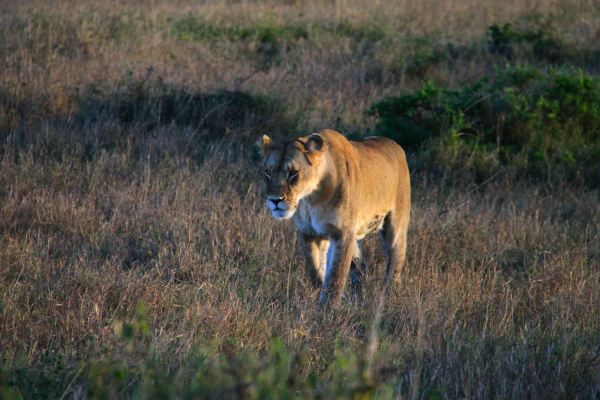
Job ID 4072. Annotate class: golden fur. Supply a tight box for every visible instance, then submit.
[258,129,410,306]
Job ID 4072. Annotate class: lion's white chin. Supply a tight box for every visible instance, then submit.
[272,208,296,220]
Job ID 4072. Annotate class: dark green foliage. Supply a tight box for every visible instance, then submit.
[370,66,600,184]
[370,81,447,147]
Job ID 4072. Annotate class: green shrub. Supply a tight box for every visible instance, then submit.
[370,66,600,184]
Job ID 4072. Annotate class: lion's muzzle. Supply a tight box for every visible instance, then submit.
[266,195,296,220]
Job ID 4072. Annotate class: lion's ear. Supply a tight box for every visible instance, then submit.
[257,134,272,157]
[304,133,324,152]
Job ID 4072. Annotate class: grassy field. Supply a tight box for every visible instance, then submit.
[1,0,599,398]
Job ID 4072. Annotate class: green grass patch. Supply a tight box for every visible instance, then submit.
[171,15,387,45]
[170,15,388,68]
[488,22,569,63]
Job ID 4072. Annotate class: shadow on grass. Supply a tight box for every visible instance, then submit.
[0,76,297,163]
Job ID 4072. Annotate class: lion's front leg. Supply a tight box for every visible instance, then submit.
[319,234,354,307]
[299,234,329,289]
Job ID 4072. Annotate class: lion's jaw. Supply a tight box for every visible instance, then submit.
[266,199,297,220]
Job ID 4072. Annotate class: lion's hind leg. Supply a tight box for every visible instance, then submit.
[381,210,409,286]
[349,240,367,299]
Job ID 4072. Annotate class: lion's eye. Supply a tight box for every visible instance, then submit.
[288,169,299,184]
[264,169,272,180]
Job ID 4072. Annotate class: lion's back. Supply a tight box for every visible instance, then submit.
[314,132,411,217]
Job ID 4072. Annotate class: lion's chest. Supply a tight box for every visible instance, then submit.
[293,202,330,237]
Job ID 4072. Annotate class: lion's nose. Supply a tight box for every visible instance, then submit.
[268,196,284,207]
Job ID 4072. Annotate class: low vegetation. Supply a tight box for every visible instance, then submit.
[371,66,600,183]
[0,0,599,398]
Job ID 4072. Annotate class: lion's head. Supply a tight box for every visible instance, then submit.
[257,133,325,219]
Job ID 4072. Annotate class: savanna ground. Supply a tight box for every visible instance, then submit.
[1,0,600,398]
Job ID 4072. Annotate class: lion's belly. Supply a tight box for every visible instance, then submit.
[355,214,386,240]
[294,201,387,240]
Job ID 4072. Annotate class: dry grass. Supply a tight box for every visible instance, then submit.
[1,0,599,398]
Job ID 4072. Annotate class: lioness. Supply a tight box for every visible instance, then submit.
[258,129,410,306]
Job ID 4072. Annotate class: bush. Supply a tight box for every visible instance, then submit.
[370,66,600,184]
